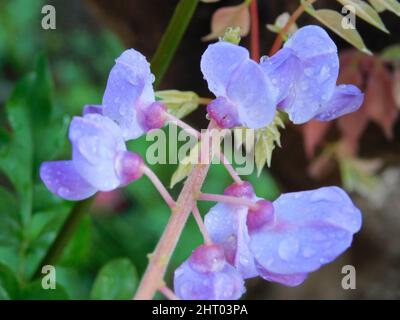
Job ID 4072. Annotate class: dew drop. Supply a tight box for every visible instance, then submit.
[278,237,299,261]
[260,55,269,63]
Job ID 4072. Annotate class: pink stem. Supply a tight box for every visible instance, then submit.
[143,166,176,209]
[166,113,242,184]
[198,193,257,209]
[134,123,214,300]
[165,113,200,138]
[192,205,212,245]
[218,152,242,184]
[159,285,180,300]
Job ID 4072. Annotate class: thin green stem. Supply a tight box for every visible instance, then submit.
[151,0,199,88]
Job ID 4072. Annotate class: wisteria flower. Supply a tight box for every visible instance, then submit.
[102,49,166,140]
[174,244,245,300]
[201,41,277,129]
[40,113,144,200]
[204,182,259,279]
[261,25,364,124]
[205,183,362,287]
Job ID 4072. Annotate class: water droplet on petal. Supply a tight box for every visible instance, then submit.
[278,237,299,261]
[302,247,316,258]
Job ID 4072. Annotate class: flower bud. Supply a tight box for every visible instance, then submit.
[247,200,275,233]
[224,181,255,199]
[189,244,225,273]
[115,151,144,185]
[138,102,167,131]
[207,97,239,128]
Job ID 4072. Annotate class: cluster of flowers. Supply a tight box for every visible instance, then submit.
[40,49,166,200]
[40,25,363,300]
[175,182,361,299]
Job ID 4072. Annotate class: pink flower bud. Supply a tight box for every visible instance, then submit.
[115,151,144,185]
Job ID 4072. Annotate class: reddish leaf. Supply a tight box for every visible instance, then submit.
[338,110,369,156]
[202,3,250,41]
[363,61,399,139]
[394,64,400,109]
[302,120,332,158]
[338,55,363,86]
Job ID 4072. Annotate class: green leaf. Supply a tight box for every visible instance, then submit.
[0,262,20,299]
[368,0,387,12]
[59,215,92,267]
[90,258,138,300]
[253,113,285,175]
[30,55,53,131]
[0,186,20,248]
[0,75,34,226]
[221,26,242,45]
[0,128,10,156]
[151,0,200,88]
[34,115,70,168]
[302,1,372,54]
[156,90,199,119]
[19,281,69,300]
[381,44,400,61]
[339,157,381,197]
[373,0,400,15]
[336,0,389,33]
[170,141,200,188]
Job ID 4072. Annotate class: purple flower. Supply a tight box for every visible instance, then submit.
[261,25,364,124]
[174,244,245,300]
[82,104,103,115]
[40,113,144,200]
[204,182,259,279]
[102,49,165,140]
[201,41,277,129]
[205,183,362,287]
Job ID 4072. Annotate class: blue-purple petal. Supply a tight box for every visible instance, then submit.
[205,202,258,279]
[226,60,277,128]
[201,41,249,97]
[40,161,96,201]
[174,260,245,300]
[83,104,103,115]
[284,25,337,61]
[249,187,362,278]
[260,48,301,103]
[255,262,308,287]
[277,25,339,123]
[102,49,155,140]
[69,114,126,191]
[314,84,364,121]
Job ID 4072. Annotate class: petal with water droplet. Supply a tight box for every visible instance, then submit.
[204,201,259,279]
[200,41,249,98]
[226,59,277,128]
[174,259,245,300]
[69,114,126,191]
[103,49,155,140]
[314,84,364,121]
[249,186,362,277]
[40,161,96,201]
